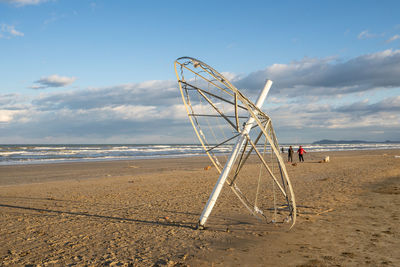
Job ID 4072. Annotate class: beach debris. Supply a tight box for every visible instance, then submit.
[204,165,212,170]
[316,208,334,215]
[292,163,297,166]
[395,155,400,158]
[179,254,189,260]
[158,216,172,223]
[318,156,330,163]
[175,57,296,230]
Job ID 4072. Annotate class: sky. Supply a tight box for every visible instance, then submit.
[0,0,399,144]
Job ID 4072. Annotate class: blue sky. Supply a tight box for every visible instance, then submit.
[0,0,399,144]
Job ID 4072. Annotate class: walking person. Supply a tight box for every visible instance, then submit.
[288,146,294,163]
[297,146,306,162]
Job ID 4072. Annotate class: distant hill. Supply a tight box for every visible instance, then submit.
[313,139,400,144]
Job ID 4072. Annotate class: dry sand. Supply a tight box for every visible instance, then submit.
[0,150,399,266]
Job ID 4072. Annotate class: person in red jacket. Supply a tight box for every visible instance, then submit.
[297,146,306,162]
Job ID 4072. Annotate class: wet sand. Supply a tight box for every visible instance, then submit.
[1,150,399,266]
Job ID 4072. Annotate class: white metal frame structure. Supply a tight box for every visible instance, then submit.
[174,57,296,229]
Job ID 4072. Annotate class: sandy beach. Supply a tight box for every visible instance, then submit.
[0,149,399,266]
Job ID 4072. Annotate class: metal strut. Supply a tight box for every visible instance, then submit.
[197,80,273,228]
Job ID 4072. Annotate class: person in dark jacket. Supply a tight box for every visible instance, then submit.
[288,146,294,162]
[297,146,306,162]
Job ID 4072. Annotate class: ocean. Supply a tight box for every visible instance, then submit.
[0,143,399,165]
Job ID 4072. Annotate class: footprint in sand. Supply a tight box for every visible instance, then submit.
[341,251,355,258]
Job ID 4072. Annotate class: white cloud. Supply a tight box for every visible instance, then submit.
[33,80,177,108]
[0,110,16,123]
[0,109,28,123]
[8,27,23,36]
[357,30,381,39]
[31,74,77,89]
[336,96,400,114]
[0,0,49,6]
[234,49,400,97]
[0,93,20,106]
[0,24,24,38]
[327,113,400,129]
[30,85,44,89]
[91,105,158,121]
[267,95,400,131]
[2,50,400,143]
[232,89,400,142]
[386,34,400,43]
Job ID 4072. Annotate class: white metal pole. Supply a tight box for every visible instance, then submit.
[198,80,273,228]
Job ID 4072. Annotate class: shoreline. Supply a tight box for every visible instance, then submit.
[1,143,400,167]
[1,149,399,266]
[1,149,399,186]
